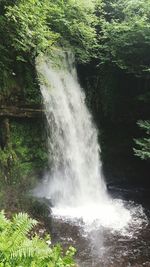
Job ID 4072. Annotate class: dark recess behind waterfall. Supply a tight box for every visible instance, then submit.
[77,61,150,190]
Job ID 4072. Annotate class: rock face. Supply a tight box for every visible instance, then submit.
[0,105,43,118]
[0,104,47,185]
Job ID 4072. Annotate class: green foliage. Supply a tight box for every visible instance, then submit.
[0,0,99,109]
[45,0,98,62]
[4,0,97,63]
[0,120,48,185]
[1,0,150,74]
[10,121,48,178]
[6,0,59,58]
[0,211,76,267]
[134,120,150,160]
[0,0,99,110]
[99,0,150,75]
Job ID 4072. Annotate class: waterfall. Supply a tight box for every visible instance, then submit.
[37,53,107,206]
[35,53,146,232]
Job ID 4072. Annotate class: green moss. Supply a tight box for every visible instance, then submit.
[11,120,48,175]
[0,119,48,185]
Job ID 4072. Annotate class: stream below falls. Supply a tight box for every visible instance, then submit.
[50,187,150,267]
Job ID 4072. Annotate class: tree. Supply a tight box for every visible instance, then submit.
[5,0,98,62]
[98,0,150,75]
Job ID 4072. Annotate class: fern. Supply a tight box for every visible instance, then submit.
[0,211,76,267]
[0,211,10,231]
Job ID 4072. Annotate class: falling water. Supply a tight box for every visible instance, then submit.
[35,53,147,233]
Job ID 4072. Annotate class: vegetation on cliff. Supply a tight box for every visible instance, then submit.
[0,0,98,187]
[0,0,149,209]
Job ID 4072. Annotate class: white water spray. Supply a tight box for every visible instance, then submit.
[35,53,146,233]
